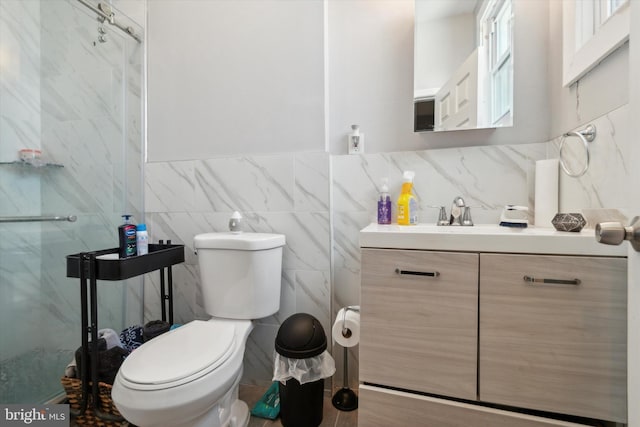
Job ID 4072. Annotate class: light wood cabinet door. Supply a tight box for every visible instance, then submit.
[358,385,590,427]
[479,254,627,423]
[360,249,479,400]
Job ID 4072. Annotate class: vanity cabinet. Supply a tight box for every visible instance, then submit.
[359,246,627,426]
[479,254,627,423]
[359,385,589,427]
[360,249,479,400]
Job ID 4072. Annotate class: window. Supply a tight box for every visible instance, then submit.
[563,0,629,86]
[484,0,513,124]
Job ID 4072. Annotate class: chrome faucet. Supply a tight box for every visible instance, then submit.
[450,196,466,225]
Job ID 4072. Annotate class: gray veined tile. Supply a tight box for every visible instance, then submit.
[194,155,295,213]
[243,323,279,387]
[331,153,394,213]
[294,270,331,342]
[145,161,196,213]
[295,152,330,212]
[253,212,331,271]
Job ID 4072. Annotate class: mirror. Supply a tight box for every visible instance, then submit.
[414,0,514,132]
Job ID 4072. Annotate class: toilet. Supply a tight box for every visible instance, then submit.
[111,232,285,427]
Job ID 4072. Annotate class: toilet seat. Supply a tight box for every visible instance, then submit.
[119,320,236,391]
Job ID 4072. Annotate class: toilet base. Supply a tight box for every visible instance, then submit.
[190,398,249,427]
[230,399,250,427]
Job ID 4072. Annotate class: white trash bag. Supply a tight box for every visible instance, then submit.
[272,350,336,385]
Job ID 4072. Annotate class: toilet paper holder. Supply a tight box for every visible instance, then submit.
[340,305,360,338]
[333,305,360,412]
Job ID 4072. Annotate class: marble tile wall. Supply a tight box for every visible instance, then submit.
[551,104,632,220]
[144,103,630,390]
[143,152,331,386]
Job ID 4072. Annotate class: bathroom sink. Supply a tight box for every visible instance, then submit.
[359,223,626,256]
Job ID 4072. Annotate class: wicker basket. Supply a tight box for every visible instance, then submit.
[61,377,127,426]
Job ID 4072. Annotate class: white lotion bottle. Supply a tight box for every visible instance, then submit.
[136,223,149,255]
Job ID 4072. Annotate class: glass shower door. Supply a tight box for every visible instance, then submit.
[0,0,144,403]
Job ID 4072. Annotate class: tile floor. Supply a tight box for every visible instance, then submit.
[69,384,358,427]
[240,384,358,427]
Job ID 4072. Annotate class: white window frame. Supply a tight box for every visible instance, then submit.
[482,0,513,125]
[562,0,630,87]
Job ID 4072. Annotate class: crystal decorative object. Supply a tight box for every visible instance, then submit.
[551,213,587,232]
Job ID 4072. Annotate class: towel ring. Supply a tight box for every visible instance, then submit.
[559,124,596,178]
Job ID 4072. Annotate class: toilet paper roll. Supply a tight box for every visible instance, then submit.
[332,308,360,348]
[534,159,559,227]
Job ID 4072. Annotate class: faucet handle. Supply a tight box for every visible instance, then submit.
[462,206,474,226]
[429,206,449,226]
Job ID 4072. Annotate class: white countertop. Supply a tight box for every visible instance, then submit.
[360,223,627,257]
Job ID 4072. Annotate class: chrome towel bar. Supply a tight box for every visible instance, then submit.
[0,215,77,223]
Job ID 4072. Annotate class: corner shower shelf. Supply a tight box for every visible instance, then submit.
[0,160,64,169]
[65,242,185,422]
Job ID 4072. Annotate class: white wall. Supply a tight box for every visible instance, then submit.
[328,0,423,154]
[147,0,325,161]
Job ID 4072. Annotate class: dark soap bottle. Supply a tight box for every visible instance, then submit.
[118,215,137,258]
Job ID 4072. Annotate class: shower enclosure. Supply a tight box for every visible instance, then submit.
[0,0,144,403]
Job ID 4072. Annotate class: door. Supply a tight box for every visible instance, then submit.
[628,2,640,425]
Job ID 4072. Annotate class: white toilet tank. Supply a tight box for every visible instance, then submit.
[194,232,285,320]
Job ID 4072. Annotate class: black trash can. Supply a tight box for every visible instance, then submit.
[275,313,328,427]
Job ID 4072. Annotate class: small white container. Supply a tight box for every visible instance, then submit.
[136,224,149,255]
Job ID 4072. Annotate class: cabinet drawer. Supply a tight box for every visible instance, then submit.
[479,254,627,422]
[358,385,590,427]
[360,249,478,400]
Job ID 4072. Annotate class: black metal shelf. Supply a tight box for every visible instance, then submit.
[66,243,185,280]
[66,241,185,422]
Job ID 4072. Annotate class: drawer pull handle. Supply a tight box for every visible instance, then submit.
[395,268,440,278]
[523,275,581,285]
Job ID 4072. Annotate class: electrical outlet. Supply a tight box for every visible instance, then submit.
[348,133,365,154]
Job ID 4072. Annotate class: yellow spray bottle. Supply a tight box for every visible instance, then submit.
[397,171,418,225]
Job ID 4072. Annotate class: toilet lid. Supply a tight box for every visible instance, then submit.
[119,320,235,388]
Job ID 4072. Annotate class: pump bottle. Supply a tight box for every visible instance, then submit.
[118,215,137,258]
[377,178,392,224]
[397,171,418,225]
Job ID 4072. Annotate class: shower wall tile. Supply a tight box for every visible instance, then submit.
[0,0,42,364]
[0,0,145,403]
[0,0,42,161]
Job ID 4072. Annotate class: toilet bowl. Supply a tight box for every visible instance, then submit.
[112,319,252,427]
[111,232,285,427]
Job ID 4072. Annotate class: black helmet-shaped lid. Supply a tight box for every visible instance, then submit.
[275,313,327,358]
